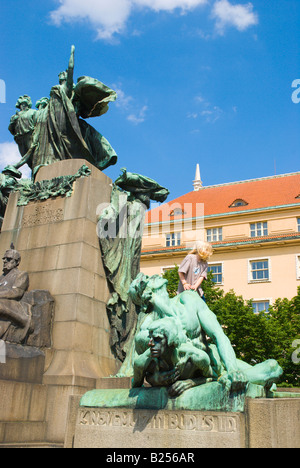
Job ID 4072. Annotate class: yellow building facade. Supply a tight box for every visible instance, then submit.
[140,170,300,311]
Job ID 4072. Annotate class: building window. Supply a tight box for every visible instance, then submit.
[250,222,268,238]
[207,227,223,242]
[166,233,181,247]
[161,265,176,275]
[296,255,300,280]
[252,301,270,314]
[208,263,223,284]
[249,259,270,282]
[229,199,248,208]
[297,218,300,232]
[169,208,185,217]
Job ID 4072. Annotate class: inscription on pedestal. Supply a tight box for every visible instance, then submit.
[78,409,238,433]
[22,204,64,227]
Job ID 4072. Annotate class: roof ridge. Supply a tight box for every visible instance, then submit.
[200,171,300,190]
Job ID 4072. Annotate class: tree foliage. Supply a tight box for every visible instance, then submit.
[162,267,300,387]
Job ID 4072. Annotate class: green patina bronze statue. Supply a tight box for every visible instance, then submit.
[129,273,283,397]
[7,46,117,179]
[8,95,38,166]
[98,169,169,362]
[80,272,283,411]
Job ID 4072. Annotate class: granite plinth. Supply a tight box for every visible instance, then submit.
[0,160,119,446]
[72,386,300,448]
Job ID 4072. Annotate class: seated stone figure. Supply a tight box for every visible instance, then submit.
[0,248,32,342]
[130,273,283,397]
[0,247,54,346]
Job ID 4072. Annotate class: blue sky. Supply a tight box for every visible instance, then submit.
[0,0,299,200]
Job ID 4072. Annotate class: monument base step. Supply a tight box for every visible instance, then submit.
[0,421,47,445]
[0,442,63,448]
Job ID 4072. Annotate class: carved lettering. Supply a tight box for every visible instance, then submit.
[22,204,64,227]
[78,409,238,433]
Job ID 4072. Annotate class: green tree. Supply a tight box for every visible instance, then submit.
[264,289,300,386]
[162,265,179,298]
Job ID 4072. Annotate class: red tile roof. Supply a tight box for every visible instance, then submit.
[146,172,300,224]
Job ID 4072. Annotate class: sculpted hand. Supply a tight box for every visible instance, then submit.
[168,379,194,397]
[219,371,248,393]
[150,368,180,387]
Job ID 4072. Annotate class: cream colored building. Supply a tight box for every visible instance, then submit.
[140,168,300,311]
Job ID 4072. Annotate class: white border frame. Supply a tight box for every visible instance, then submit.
[248,256,272,283]
[249,221,268,238]
[165,232,181,248]
[207,261,224,285]
[206,227,223,243]
[251,298,272,314]
[295,254,300,280]
[160,264,176,276]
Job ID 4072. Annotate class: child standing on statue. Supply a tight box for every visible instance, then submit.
[177,240,213,301]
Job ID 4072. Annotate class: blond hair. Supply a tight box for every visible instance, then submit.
[190,240,213,261]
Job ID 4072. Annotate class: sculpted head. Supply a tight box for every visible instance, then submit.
[129,273,168,313]
[148,318,185,359]
[2,249,21,275]
[15,95,32,111]
[36,97,49,110]
[58,71,68,84]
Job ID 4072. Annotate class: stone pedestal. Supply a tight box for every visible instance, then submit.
[67,380,300,449]
[74,407,245,449]
[0,160,120,445]
[71,396,300,449]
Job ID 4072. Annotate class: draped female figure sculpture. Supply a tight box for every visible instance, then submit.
[8,46,118,178]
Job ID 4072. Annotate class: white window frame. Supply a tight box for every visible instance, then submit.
[161,265,176,275]
[296,254,300,280]
[252,299,271,314]
[207,227,223,242]
[250,221,268,238]
[165,232,181,247]
[248,257,271,283]
[207,261,224,285]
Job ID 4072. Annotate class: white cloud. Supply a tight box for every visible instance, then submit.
[212,0,258,34]
[0,142,31,179]
[0,142,20,168]
[50,0,132,40]
[113,83,148,124]
[50,0,258,40]
[135,0,208,12]
[113,85,134,110]
[127,105,148,124]
[201,105,223,123]
[188,94,223,123]
[50,0,208,40]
